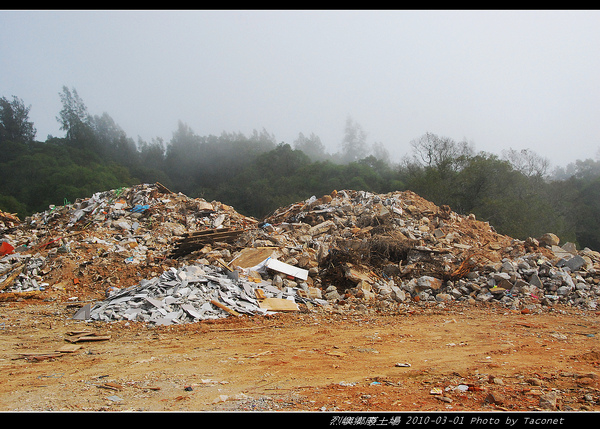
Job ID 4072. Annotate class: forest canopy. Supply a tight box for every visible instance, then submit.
[3,87,600,251]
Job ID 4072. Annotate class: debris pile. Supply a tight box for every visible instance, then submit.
[237,189,600,314]
[81,263,324,325]
[0,183,255,302]
[2,185,600,324]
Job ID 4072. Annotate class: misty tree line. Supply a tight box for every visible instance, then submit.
[2,87,600,251]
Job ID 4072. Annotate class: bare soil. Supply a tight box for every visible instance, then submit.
[1,296,599,413]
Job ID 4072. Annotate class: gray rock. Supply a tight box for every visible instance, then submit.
[561,242,578,254]
[435,293,453,302]
[500,260,517,274]
[528,273,544,289]
[416,276,442,291]
[391,287,407,302]
[564,255,586,272]
[557,286,572,296]
[449,288,463,299]
[325,285,341,301]
[491,272,511,282]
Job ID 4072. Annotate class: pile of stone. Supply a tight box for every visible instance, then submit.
[234,189,600,313]
[2,185,600,322]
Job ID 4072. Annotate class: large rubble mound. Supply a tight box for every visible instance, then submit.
[2,184,600,326]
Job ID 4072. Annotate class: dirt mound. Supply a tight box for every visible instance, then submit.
[1,185,600,317]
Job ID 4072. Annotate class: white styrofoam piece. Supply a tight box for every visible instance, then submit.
[264,257,308,281]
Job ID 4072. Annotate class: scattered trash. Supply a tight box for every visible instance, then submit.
[106,395,123,402]
[98,382,122,391]
[264,257,309,281]
[83,263,316,326]
[0,241,14,256]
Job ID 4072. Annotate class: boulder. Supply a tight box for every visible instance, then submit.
[416,276,443,291]
[538,233,560,247]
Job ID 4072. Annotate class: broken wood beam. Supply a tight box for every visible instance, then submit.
[210,299,240,317]
[155,182,173,194]
[170,228,245,257]
[0,264,25,291]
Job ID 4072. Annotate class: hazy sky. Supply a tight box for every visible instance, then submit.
[2,9,600,167]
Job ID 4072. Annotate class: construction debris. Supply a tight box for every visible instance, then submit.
[0,210,20,231]
[87,263,318,325]
[170,227,246,258]
[1,184,600,326]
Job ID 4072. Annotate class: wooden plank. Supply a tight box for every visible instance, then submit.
[183,227,232,237]
[56,344,82,353]
[98,382,123,391]
[65,334,111,343]
[155,182,173,194]
[258,297,299,312]
[210,300,240,317]
[0,290,41,301]
[254,288,266,300]
[229,247,278,269]
[215,259,233,272]
[18,351,62,357]
[171,228,245,257]
[175,234,242,246]
[17,352,64,361]
[0,264,25,291]
[66,330,94,336]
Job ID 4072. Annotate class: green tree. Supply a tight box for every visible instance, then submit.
[408,132,473,178]
[56,86,99,155]
[502,148,550,178]
[293,132,327,161]
[0,194,27,217]
[0,95,36,145]
[568,176,600,250]
[370,142,390,165]
[91,112,138,167]
[163,121,203,195]
[340,116,368,164]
